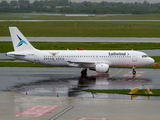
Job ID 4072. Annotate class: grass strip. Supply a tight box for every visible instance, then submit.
[0,62,51,67]
[1,42,160,53]
[83,89,160,96]
[150,56,160,63]
[0,59,18,61]
[0,21,160,37]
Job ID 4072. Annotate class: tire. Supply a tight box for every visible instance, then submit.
[133,71,136,74]
[81,70,87,76]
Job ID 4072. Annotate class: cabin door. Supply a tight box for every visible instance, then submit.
[132,52,137,62]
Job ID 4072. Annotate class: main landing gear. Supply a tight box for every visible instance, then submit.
[81,69,87,76]
[132,67,136,75]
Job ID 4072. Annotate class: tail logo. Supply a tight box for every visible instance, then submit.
[16,35,27,47]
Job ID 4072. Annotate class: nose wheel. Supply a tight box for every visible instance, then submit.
[81,69,87,76]
[132,67,136,75]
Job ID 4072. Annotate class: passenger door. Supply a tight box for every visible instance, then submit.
[132,52,137,62]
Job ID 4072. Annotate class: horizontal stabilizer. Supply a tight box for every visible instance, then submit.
[6,52,26,57]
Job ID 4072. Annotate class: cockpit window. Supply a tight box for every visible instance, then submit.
[142,55,148,58]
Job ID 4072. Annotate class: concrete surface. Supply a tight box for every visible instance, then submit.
[0,92,160,120]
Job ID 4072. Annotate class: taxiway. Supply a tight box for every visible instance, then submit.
[0,37,160,42]
[0,67,160,99]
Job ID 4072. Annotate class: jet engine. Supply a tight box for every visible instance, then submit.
[90,64,109,73]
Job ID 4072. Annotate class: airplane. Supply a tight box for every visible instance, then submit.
[6,27,154,76]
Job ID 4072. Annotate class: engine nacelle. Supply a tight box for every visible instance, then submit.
[95,64,109,73]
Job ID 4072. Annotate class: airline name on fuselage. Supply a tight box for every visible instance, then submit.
[109,52,127,56]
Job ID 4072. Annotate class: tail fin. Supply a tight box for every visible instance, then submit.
[9,27,36,52]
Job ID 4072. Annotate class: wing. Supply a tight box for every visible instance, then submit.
[67,60,111,68]
[67,60,95,67]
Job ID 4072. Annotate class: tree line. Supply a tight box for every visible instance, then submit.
[0,0,160,14]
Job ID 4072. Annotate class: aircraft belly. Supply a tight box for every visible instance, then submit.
[51,62,68,66]
[111,59,132,67]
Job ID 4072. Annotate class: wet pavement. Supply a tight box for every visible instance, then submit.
[0,67,160,100]
[0,67,160,120]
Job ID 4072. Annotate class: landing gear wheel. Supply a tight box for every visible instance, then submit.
[81,69,87,76]
[132,67,136,75]
[132,70,136,75]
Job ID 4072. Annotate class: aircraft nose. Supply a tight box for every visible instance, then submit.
[149,57,155,65]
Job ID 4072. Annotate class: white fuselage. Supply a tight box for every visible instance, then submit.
[8,49,154,68]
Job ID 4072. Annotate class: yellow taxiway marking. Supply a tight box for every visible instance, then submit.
[50,106,74,120]
[109,69,123,78]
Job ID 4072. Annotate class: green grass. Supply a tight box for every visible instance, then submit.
[1,42,160,53]
[83,89,160,96]
[0,21,160,37]
[0,59,20,61]
[0,62,52,67]
[150,56,160,63]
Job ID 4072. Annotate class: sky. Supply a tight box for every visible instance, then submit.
[71,0,160,3]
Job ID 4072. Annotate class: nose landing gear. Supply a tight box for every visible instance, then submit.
[132,67,136,75]
[81,69,87,76]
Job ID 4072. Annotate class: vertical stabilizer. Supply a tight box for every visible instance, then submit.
[9,27,36,52]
